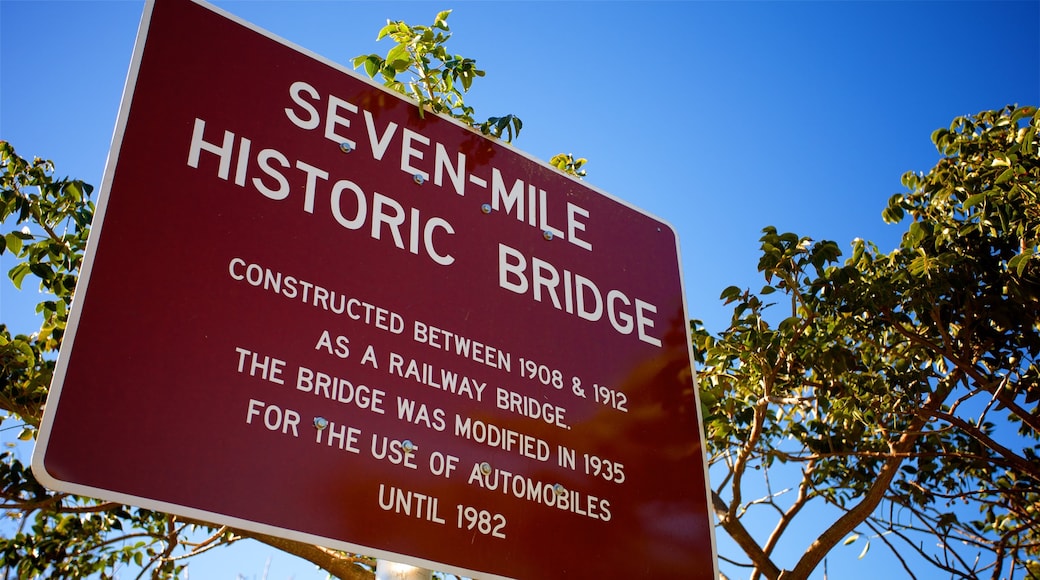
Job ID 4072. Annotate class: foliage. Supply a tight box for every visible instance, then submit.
[5,6,1035,579]
[0,142,92,428]
[549,153,588,179]
[695,105,1040,580]
[0,141,380,579]
[352,10,522,142]
[352,10,587,180]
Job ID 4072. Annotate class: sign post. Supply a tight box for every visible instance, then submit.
[33,0,718,577]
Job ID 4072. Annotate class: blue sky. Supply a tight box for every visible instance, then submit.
[1,1,1038,578]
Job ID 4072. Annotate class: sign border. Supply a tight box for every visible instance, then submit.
[31,0,718,577]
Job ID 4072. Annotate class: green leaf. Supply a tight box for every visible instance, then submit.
[9,262,30,290]
[778,316,801,332]
[1008,249,1034,276]
[29,262,53,281]
[858,540,870,559]
[64,181,82,201]
[364,58,379,78]
[843,533,860,545]
[963,192,988,209]
[995,166,1015,184]
[386,44,410,68]
[351,54,370,69]
[1022,126,1037,155]
[900,171,918,190]
[5,232,23,254]
[882,204,905,224]
[433,9,451,30]
[906,221,932,246]
[376,22,396,41]
[720,285,742,302]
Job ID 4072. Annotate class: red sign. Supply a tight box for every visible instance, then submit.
[33,0,717,577]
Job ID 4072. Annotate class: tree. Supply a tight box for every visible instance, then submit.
[3,6,1036,578]
[695,104,1039,579]
[351,10,587,178]
[351,10,522,143]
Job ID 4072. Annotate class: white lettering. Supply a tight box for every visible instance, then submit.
[285,81,321,130]
[497,244,662,347]
[187,118,233,180]
[324,94,358,148]
[401,128,430,181]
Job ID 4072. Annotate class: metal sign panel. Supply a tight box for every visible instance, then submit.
[32,0,717,577]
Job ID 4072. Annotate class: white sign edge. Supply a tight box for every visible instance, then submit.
[30,0,157,488]
[29,0,720,578]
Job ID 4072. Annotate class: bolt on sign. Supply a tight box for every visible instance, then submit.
[32,0,718,577]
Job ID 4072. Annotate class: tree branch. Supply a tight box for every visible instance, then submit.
[786,372,958,579]
[928,408,1040,481]
[712,490,782,580]
[239,530,375,580]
